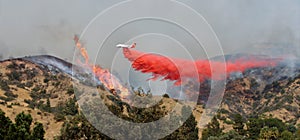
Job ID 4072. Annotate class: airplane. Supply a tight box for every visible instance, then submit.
[116,43,136,48]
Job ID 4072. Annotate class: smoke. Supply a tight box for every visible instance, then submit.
[38,47,48,55]
[0,41,10,59]
[0,0,298,63]
[0,1,119,60]
[122,48,281,85]
[185,0,300,57]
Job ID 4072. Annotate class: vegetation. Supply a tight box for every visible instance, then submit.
[0,109,45,140]
[6,70,21,81]
[57,91,199,140]
[202,113,300,140]
[0,79,10,91]
[162,93,170,98]
[56,113,112,140]
[162,106,198,139]
[202,116,223,140]
[52,97,78,121]
[1,58,300,140]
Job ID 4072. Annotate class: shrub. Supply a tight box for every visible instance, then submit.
[38,98,51,113]
[6,62,18,69]
[24,99,36,109]
[0,96,14,102]
[54,113,65,122]
[11,102,20,106]
[24,69,37,80]
[1,111,46,140]
[259,127,279,140]
[224,119,234,124]
[16,82,25,89]
[284,105,298,112]
[162,93,170,98]
[219,108,230,114]
[32,86,41,93]
[43,78,49,83]
[66,87,74,95]
[284,95,293,104]
[25,81,33,88]
[4,91,18,98]
[50,94,58,99]
[6,70,21,81]
[0,80,10,91]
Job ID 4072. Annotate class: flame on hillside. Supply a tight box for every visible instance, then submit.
[73,35,130,101]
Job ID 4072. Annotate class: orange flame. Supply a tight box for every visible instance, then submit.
[73,35,130,100]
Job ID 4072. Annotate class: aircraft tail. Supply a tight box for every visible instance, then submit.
[131,43,136,48]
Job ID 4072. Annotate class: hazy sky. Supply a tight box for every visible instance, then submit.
[0,0,299,62]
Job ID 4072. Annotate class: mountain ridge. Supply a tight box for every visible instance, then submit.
[0,54,299,139]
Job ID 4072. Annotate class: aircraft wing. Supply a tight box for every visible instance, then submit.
[116,44,130,48]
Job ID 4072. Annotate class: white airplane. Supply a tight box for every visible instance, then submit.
[116,43,136,48]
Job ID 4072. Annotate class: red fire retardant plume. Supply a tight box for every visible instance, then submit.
[122,48,280,85]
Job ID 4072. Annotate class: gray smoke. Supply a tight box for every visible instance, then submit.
[0,0,299,62]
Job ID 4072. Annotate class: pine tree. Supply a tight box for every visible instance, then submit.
[46,97,51,112]
[0,109,45,140]
[64,97,78,115]
[31,122,45,140]
[259,127,279,140]
[233,113,245,135]
[201,116,222,140]
[247,117,263,139]
[0,110,12,139]
[280,130,293,140]
[161,106,198,139]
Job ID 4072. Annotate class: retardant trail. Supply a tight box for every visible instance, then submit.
[122,48,280,85]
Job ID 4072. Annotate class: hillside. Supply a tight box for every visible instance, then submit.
[0,56,201,139]
[219,63,300,123]
[0,55,299,139]
[0,58,77,139]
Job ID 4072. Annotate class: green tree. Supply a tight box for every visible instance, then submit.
[233,113,245,135]
[31,122,45,140]
[201,116,222,140]
[207,130,244,140]
[295,124,300,140]
[162,93,170,98]
[14,112,33,139]
[45,97,51,112]
[280,130,294,140]
[183,107,198,139]
[263,118,286,132]
[247,117,264,139]
[287,124,297,134]
[248,117,288,139]
[162,112,198,140]
[57,113,111,140]
[63,97,78,115]
[0,110,45,140]
[201,128,210,140]
[0,110,12,139]
[259,127,279,140]
[6,123,18,139]
[7,70,21,81]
